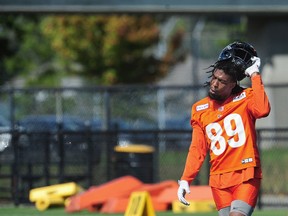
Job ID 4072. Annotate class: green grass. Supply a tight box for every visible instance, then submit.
[0,206,287,216]
[261,147,288,194]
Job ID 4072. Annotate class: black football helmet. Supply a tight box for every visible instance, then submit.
[217,41,258,81]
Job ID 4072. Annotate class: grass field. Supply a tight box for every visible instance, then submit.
[0,206,288,216]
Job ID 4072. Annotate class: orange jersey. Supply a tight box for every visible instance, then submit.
[181,75,270,185]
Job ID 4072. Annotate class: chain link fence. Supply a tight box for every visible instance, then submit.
[0,84,287,208]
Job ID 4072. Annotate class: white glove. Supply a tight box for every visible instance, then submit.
[177,180,190,206]
[245,56,261,77]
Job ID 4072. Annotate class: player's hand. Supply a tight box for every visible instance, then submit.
[245,56,261,77]
[177,180,190,206]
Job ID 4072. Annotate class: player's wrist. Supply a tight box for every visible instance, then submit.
[250,72,260,78]
[245,56,261,77]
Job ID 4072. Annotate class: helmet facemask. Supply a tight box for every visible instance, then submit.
[217,41,258,81]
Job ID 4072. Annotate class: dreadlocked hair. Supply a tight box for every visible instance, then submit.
[204,59,244,94]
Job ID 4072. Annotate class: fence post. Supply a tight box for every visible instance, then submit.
[257,129,263,210]
[11,128,20,206]
[57,122,64,183]
[86,126,93,187]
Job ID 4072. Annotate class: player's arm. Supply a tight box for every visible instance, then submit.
[245,57,271,118]
[178,119,208,205]
[180,122,208,184]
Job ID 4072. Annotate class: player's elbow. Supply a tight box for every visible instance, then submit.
[258,104,271,118]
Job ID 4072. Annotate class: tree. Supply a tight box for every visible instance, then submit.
[41,15,163,84]
[0,15,58,87]
[0,15,187,86]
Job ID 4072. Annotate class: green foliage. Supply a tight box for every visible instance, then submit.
[261,147,288,194]
[40,15,165,85]
[0,15,58,86]
[0,14,248,87]
[0,15,187,86]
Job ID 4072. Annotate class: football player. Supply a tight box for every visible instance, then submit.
[177,41,271,216]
